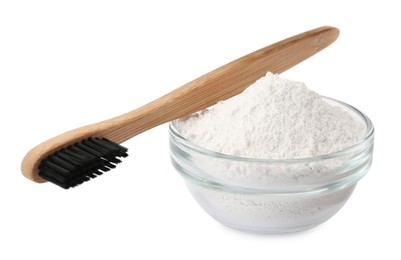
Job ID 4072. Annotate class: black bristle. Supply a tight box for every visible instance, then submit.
[38,137,128,189]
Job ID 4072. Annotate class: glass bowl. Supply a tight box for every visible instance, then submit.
[169,97,374,233]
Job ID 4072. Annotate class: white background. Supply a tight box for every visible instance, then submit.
[0,0,400,259]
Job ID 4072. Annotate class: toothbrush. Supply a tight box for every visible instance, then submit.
[21,26,339,189]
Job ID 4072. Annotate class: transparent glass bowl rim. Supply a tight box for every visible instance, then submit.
[169,97,374,194]
[170,96,374,164]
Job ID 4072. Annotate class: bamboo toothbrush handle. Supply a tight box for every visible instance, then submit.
[101,26,339,142]
[22,26,339,183]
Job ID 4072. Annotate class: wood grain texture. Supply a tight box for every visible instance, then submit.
[21,26,339,183]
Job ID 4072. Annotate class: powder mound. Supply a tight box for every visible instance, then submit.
[177,72,366,159]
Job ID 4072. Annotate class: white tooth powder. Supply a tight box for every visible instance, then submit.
[174,72,367,232]
[177,72,365,160]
